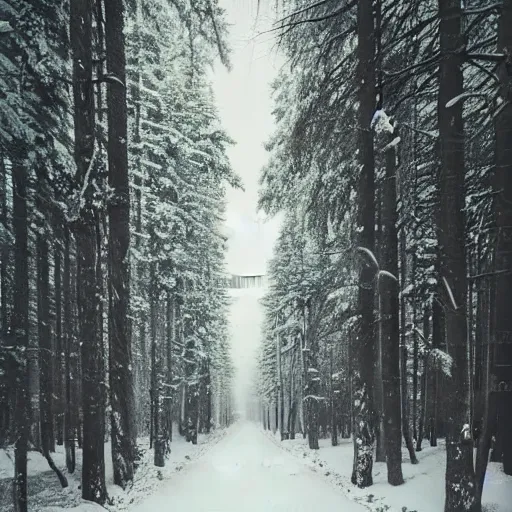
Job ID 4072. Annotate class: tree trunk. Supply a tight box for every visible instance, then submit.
[12,161,30,512]
[166,292,174,440]
[438,2,477,510]
[351,0,376,488]
[38,233,55,456]
[330,345,338,447]
[493,0,512,477]
[379,126,404,485]
[70,0,106,502]
[0,154,10,445]
[416,306,430,452]
[63,227,75,473]
[399,230,419,463]
[105,0,137,488]
[54,233,64,446]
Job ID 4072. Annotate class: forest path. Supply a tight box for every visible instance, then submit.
[130,421,366,512]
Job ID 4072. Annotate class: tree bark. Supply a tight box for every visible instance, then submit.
[105,0,137,488]
[438,2,477,510]
[330,345,337,446]
[38,232,55,456]
[416,306,430,452]
[399,230,419,463]
[12,161,30,512]
[352,0,377,487]
[70,0,106,503]
[493,0,512,477]
[379,126,404,485]
[63,227,75,473]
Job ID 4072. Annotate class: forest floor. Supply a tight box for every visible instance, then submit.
[263,429,512,512]
[127,421,367,512]
[0,425,228,512]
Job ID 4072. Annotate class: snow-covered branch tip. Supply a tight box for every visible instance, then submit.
[445,92,488,108]
[371,109,394,134]
[442,276,459,310]
[66,145,97,223]
[356,247,379,270]
[378,269,398,282]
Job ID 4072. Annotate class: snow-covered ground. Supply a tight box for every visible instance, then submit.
[0,426,227,512]
[129,421,366,512]
[263,429,512,512]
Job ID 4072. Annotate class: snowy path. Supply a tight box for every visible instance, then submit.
[130,422,366,512]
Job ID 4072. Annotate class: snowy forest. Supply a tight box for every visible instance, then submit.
[0,1,238,511]
[0,1,511,512]
[256,1,511,512]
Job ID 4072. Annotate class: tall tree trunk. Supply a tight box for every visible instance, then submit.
[54,233,64,446]
[70,0,106,503]
[379,125,404,486]
[105,0,137,488]
[416,306,430,452]
[330,345,337,446]
[150,263,164,466]
[399,230,418,463]
[352,0,376,488]
[0,154,11,445]
[63,227,75,473]
[438,2,476,510]
[493,0,512,477]
[38,233,55,455]
[166,292,174,440]
[12,162,30,512]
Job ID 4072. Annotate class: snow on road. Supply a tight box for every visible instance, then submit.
[129,422,366,512]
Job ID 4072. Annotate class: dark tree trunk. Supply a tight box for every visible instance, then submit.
[54,234,64,446]
[0,154,11,445]
[105,0,137,488]
[438,2,477,510]
[493,0,512,477]
[412,294,418,442]
[430,294,444,447]
[166,292,174,440]
[150,264,165,466]
[475,278,493,507]
[351,0,376,488]
[38,233,55,456]
[399,230,419,463]
[63,227,75,473]
[379,127,404,486]
[416,306,430,452]
[70,0,106,503]
[330,345,337,446]
[12,162,30,512]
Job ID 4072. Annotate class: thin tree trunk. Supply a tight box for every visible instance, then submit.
[438,2,477,509]
[54,233,64,446]
[105,0,137,488]
[399,230,419,463]
[380,125,404,485]
[63,227,75,473]
[416,306,430,452]
[12,162,30,512]
[38,233,55,456]
[330,345,338,447]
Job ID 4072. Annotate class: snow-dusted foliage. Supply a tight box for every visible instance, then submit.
[125,0,238,449]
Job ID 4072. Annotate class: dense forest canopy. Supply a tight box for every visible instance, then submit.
[0,1,511,512]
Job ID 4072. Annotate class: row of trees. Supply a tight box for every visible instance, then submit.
[0,1,236,510]
[256,1,512,512]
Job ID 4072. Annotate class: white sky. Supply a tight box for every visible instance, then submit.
[212,0,282,277]
[211,0,282,414]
